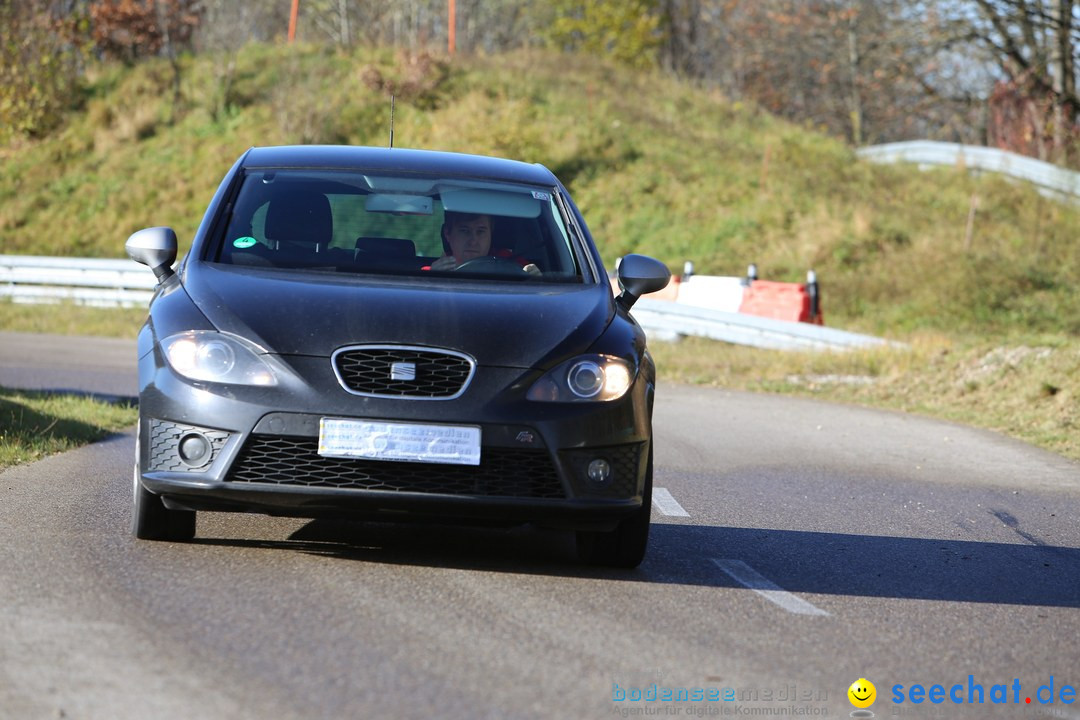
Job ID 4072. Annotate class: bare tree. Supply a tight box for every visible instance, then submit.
[174,0,1080,162]
[89,0,201,63]
[652,1,991,146]
[953,0,1078,160]
[1,0,89,142]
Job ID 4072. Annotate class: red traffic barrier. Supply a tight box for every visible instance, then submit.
[609,273,680,301]
[739,279,823,325]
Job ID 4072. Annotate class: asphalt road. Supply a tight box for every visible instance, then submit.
[2,332,1079,719]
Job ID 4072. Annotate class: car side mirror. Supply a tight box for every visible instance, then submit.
[616,254,671,310]
[126,227,178,282]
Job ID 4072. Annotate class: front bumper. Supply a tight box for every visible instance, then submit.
[137,349,653,531]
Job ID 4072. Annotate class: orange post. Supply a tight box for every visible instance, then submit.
[448,0,456,54]
[288,0,299,43]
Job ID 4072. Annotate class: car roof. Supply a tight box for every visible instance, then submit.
[241,145,559,186]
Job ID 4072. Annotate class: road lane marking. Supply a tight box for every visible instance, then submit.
[653,488,690,517]
[712,559,830,616]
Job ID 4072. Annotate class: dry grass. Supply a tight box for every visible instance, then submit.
[3,44,1080,465]
[651,333,1080,461]
[0,387,137,470]
[0,300,145,338]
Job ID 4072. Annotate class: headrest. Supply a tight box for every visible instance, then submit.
[355,236,417,258]
[264,190,333,247]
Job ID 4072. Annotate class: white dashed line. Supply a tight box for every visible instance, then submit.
[712,559,830,616]
[652,487,690,517]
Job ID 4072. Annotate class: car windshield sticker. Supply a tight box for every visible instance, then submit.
[233,236,258,249]
[531,191,551,201]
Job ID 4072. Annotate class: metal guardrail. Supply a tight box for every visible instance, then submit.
[0,254,895,351]
[0,255,155,308]
[857,141,1080,200]
[631,298,896,351]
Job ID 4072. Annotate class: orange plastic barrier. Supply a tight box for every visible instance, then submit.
[738,280,823,325]
[648,274,680,301]
[608,274,680,301]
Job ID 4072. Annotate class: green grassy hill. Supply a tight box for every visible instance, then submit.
[3,43,1079,339]
[3,44,1080,461]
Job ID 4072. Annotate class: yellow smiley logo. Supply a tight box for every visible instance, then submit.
[848,678,876,709]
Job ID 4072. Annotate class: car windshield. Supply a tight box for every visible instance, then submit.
[209,169,584,282]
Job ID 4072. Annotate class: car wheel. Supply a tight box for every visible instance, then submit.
[576,448,652,568]
[132,437,196,542]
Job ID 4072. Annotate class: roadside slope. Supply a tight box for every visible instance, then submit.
[2,45,1078,337]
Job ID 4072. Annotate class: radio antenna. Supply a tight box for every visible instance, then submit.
[389,94,395,148]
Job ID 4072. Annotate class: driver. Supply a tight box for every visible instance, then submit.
[428,212,539,274]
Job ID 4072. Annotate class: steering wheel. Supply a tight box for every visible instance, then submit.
[453,256,530,276]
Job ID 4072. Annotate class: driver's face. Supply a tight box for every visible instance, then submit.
[444,216,492,262]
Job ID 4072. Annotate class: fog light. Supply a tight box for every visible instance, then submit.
[178,432,212,467]
[587,458,612,486]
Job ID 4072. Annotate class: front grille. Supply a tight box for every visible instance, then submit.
[333,346,474,399]
[227,435,564,498]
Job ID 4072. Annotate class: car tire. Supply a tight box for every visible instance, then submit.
[132,437,196,542]
[576,448,652,568]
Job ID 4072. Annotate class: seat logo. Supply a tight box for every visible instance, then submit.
[390,362,416,381]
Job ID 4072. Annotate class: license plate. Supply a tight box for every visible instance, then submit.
[318,418,481,466]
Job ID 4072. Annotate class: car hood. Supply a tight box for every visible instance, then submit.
[183,263,615,368]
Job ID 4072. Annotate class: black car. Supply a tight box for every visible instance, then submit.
[126,145,670,568]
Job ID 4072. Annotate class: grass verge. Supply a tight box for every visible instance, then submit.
[4,45,1078,468]
[4,45,1080,339]
[651,333,1080,462]
[0,299,146,338]
[3,302,1077,465]
[0,386,138,471]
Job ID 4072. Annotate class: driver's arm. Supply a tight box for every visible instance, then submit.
[428,255,458,271]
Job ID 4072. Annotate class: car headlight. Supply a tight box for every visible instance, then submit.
[526,354,634,402]
[161,331,277,386]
